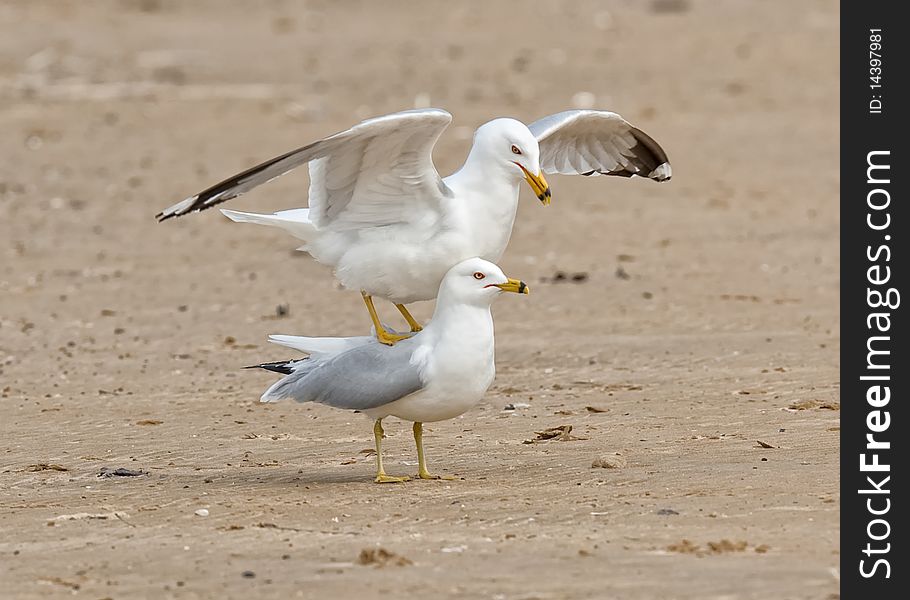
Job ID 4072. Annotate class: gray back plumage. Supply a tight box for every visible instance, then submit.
[260,338,424,410]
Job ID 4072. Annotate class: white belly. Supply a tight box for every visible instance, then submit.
[308,188,519,305]
[366,379,489,423]
[332,230,474,304]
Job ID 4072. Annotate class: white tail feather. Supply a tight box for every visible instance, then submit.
[268,334,374,357]
[220,208,316,242]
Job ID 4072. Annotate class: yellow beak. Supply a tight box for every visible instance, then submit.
[515,163,551,205]
[494,278,530,294]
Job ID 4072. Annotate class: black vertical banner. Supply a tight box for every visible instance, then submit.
[842,1,908,597]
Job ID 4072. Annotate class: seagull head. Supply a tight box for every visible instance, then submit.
[473,118,551,205]
[438,258,529,307]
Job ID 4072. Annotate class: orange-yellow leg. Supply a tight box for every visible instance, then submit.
[374,419,409,484]
[362,292,411,346]
[413,422,455,480]
[395,304,423,332]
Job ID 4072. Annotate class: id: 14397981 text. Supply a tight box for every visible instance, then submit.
[869,29,883,114]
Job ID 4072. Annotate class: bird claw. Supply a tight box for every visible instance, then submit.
[417,471,456,481]
[375,330,415,346]
[375,473,410,484]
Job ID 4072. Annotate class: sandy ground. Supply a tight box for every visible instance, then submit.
[0,1,840,598]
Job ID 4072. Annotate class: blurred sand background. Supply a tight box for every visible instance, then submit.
[1,1,839,598]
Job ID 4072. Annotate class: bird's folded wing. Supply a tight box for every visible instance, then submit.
[261,340,425,410]
[528,110,671,182]
[156,109,454,228]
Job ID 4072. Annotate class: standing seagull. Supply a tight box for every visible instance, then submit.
[248,258,529,483]
[157,109,670,344]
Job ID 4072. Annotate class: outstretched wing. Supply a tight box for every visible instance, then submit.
[528,110,671,182]
[156,109,454,230]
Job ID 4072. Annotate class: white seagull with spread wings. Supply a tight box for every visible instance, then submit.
[157,109,670,344]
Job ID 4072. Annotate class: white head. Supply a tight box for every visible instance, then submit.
[470,118,551,205]
[437,257,529,308]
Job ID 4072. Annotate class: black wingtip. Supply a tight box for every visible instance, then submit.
[155,194,208,223]
[244,360,301,375]
[648,162,673,182]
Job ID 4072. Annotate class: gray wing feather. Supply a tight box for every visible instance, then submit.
[260,340,424,410]
[528,110,671,182]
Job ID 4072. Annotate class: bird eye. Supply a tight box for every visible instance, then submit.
[511,145,522,155]
[473,272,485,280]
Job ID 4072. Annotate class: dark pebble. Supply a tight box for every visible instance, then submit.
[98,467,146,478]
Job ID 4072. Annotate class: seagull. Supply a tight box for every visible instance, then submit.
[247,257,529,483]
[156,109,670,344]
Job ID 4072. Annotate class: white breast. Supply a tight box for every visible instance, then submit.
[368,306,496,423]
[457,179,521,263]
